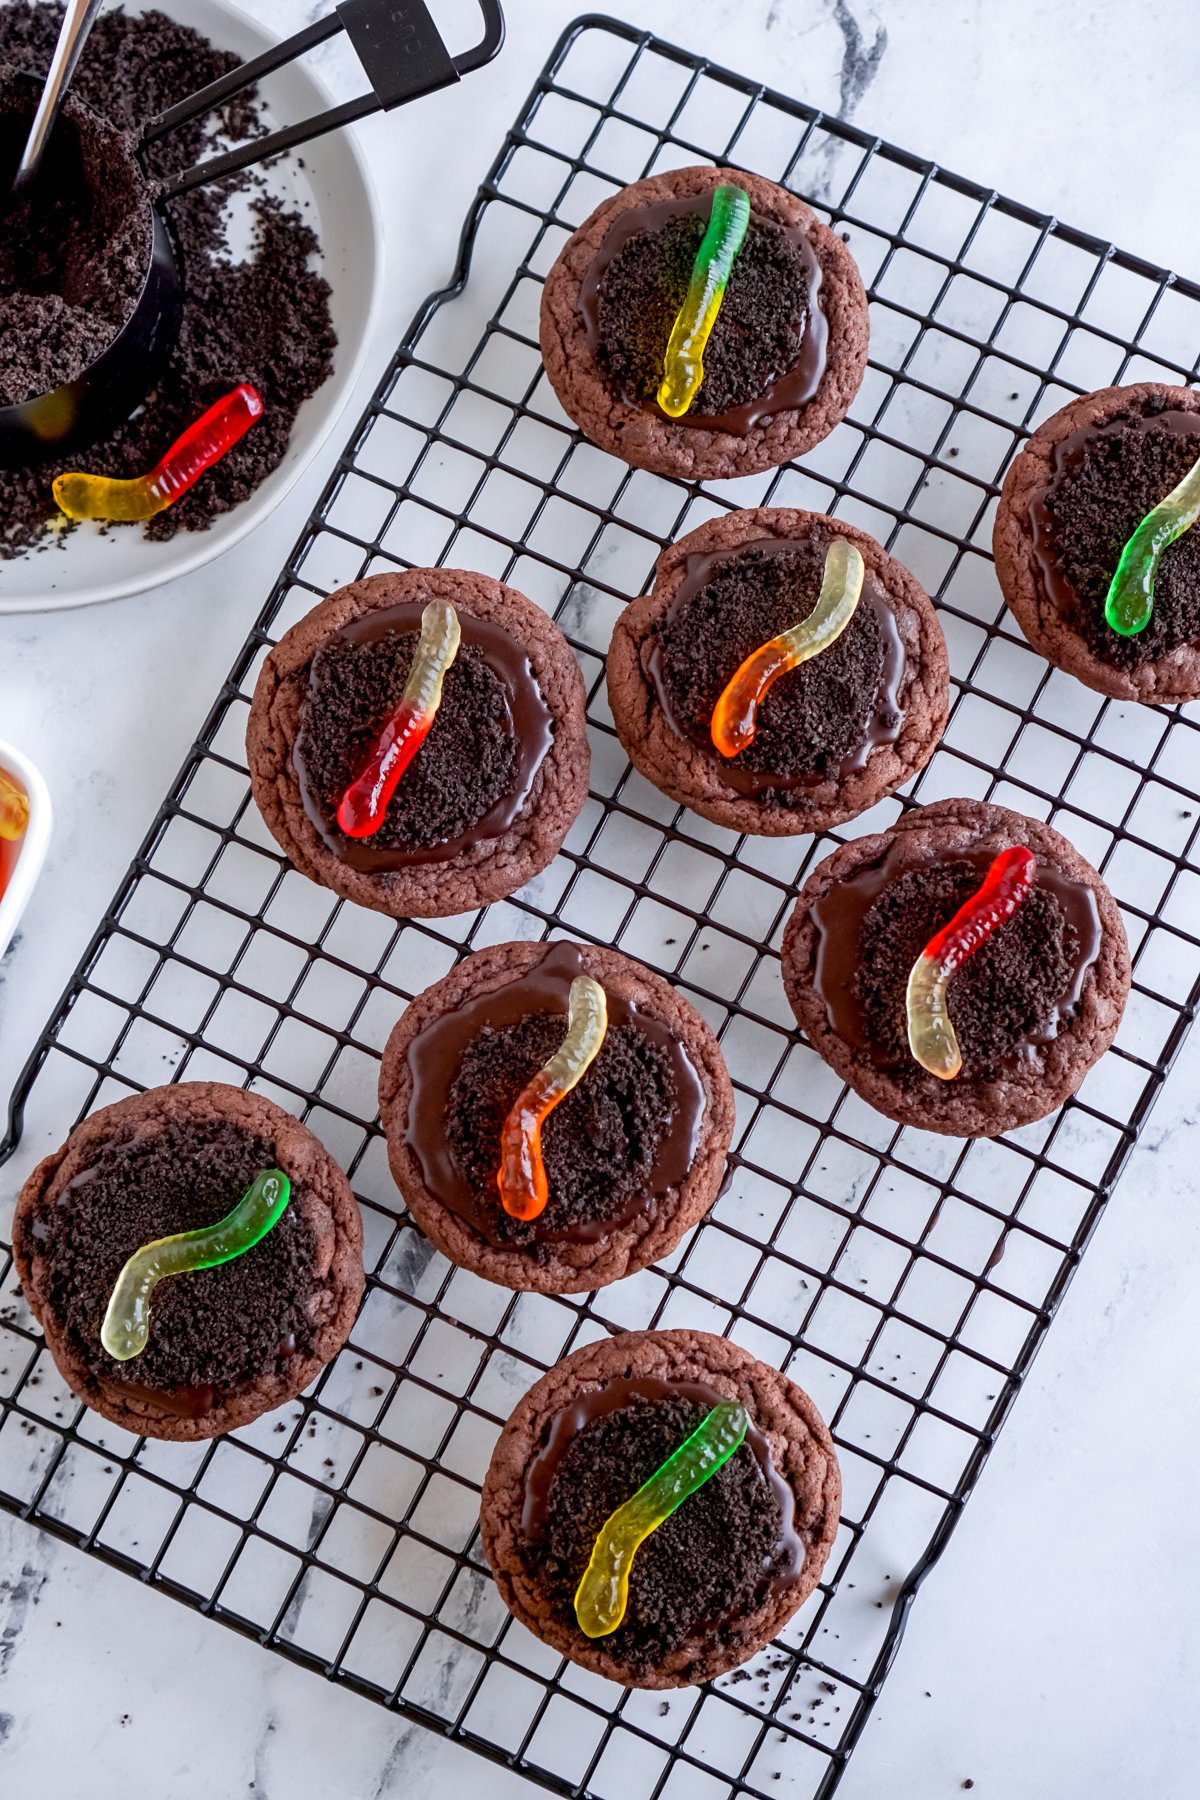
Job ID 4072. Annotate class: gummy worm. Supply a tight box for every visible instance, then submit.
[0,771,29,843]
[336,600,462,838]
[53,384,265,524]
[497,974,608,1222]
[657,183,752,419]
[100,1168,291,1362]
[710,538,866,758]
[573,1401,749,1638]
[1104,448,1200,636]
[905,847,1036,1080]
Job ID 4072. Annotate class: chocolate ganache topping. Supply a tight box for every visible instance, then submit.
[1029,405,1200,665]
[581,189,827,433]
[293,600,555,872]
[520,1376,807,1660]
[810,841,1102,1078]
[646,536,906,799]
[403,943,708,1248]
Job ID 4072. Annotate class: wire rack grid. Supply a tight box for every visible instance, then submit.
[4,15,1200,1798]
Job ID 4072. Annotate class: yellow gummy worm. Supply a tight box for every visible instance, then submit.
[904,848,1036,1080]
[337,599,462,837]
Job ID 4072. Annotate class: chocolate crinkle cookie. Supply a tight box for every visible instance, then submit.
[540,164,869,481]
[781,799,1131,1138]
[994,382,1200,702]
[480,1329,841,1687]
[378,939,734,1293]
[607,507,949,834]
[247,569,590,920]
[12,1083,364,1441]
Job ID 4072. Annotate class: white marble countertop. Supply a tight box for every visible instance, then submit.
[2,1,1199,1795]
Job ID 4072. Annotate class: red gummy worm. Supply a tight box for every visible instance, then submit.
[920,847,1036,973]
[336,702,433,839]
[146,384,264,508]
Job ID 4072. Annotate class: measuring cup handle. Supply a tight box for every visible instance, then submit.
[146,0,505,203]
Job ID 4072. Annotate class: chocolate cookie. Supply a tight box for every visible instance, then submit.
[607,508,949,834]
[480,1328,840,1688]
[247,569,590,919]
[378,940,734,1293]
[781,799,1130,1137]
[994,382,1200,702]
[540,164,869,482]
[12,1083,364,1441]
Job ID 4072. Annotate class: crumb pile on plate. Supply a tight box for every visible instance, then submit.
[0,0,337,559]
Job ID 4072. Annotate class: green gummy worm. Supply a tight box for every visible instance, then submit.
[100,1168,292,1362]
[1104,449,1200,636]
[573,1400,749,1638]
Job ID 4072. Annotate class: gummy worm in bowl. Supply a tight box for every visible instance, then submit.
[710,538,866,758]
[657,183,752,419]
[100,1168,291,1361]
[905,847,1036,1080]
[573,1400,749,1638]
[1104,448,1200,636]
[496,974,608,1222]
[0,771,29,842]
[53,385,265,524]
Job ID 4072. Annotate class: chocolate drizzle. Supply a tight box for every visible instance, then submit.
[520,1375,807,1601]
[644,536,907,794]
[810,840,1102,1071]
[579,190,827,434]
[403,943,708,1246]
[293,600,555,872]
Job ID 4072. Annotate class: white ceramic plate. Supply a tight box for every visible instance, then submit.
[0,739,52,959]
[0,0,382,614]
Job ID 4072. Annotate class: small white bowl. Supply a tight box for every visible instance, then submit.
[0,740,52,961]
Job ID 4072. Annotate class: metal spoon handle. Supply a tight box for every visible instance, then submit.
[12,0,106,194]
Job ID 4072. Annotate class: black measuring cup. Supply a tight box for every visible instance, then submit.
[0,0,505,468]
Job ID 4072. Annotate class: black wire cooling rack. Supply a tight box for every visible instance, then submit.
[4,15,1200,1797]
